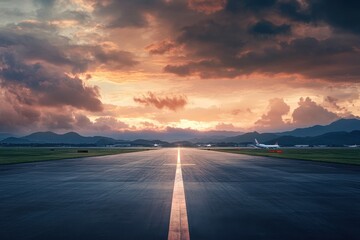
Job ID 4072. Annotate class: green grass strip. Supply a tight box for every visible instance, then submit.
[0,147,152,165]
[209,148,360,165]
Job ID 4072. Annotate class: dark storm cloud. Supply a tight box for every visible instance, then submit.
[26,0,358,82]
[41,112,75,130]
[278,0,311,22]
[232,37,360,81]
[90,0,205,30]
[248,20,291,36]
[279,0,360,34]
[0,52,103,112]
[226,0,277,13]
[166,35,360,81]
[0,30,72,67]
[178,19,245,55]
[90,46,139,70]
[120,0,354,82]
[0,26,138,73]
[0,94,41,132]
[91,0,161,28]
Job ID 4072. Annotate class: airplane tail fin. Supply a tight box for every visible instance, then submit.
[255,139,259,145]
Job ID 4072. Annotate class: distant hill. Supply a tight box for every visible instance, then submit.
[222,132,279,144]
[2,118,360,146]
[0,137,31,144]
[0,131,172,147]
[267,130,360,146]
[211,118,360,145]
[279,118,360,137]
[0,133,14,141]
[1,131,116,145]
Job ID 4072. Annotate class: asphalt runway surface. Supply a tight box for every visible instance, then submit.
[0,148,359,240]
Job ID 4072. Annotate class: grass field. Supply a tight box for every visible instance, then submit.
[209,148,360,165]
[0,147,152,165]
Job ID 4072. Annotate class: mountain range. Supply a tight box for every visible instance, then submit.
[266,131,360,146]
[279,118,360,137]
[1,118,360,146]
[204,118,360,145]
[1,132,116,145]
[0,132,191,147]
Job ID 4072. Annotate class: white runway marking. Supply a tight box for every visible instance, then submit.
[168,148,190,240]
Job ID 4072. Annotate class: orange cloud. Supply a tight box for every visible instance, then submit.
[188,0,226,14]
[133,92,188,111]
[255,98,290,129]
[145,40,177,55]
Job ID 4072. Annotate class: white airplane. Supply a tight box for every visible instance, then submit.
[254,139,280,149]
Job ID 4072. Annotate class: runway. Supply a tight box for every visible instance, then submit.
[1,148,359,240]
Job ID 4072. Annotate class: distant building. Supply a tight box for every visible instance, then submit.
[294,145,309,148]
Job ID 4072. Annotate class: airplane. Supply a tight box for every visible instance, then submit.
[254,139,280,149]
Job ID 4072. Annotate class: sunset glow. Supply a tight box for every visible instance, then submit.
[0,0,359,137]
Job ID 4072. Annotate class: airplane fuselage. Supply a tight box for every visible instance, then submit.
[254,138,280,149]
[255,144,280,149]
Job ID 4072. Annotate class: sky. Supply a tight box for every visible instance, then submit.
[0,0,359,136]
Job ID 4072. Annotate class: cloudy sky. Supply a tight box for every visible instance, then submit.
[0,0,359,136]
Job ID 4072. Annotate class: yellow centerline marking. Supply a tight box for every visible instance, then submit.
[168,148,190,240]
[163,164,196,166]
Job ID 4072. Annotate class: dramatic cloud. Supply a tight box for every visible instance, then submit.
[323,96,344,112]
[279,0,360,34]
[255,98,290,129]
[92,117,130,132]
[254,97,348,131]
[0,0,359,135]
[0,91,41,132]
[292,97,339,127]
[0,99,130,133]
[155,1,360,82]
[323,96,358,118]
[0,25,138,73]
[134,92,188,111]
[92,0,158,28]
[0,52,103,112]
[41,112,76,130]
